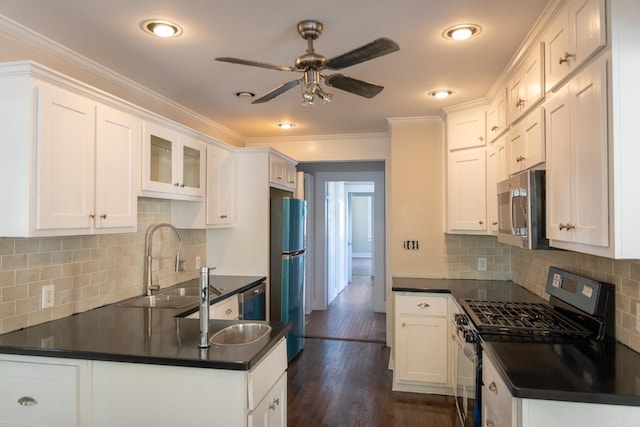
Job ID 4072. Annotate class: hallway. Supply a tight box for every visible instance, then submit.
[286,259,459,426]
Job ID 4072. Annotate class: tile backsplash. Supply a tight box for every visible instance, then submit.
[0,198,205,334]
[444,234,511,280]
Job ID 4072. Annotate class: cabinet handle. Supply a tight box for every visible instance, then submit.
[492,221,498,226]
[478,220,484,225]
[491,126,499,132]
[89,213,96,219]
[559,223,575,231]
[516,98,525,108]
[288,180,295,184]
[269,397,280,411]
[18,396,38,406]
[486,420,495,427]
[516,156,526,162]
[219,215,227,219]
[559,51,576,65]
[180,183,185,188]
[225,308,233,315]
[100,214,107,219]
[175,182,180,187]
[417,302,430,308]
[488,381,497,393]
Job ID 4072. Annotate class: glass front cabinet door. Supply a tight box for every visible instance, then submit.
[142,121,205,199]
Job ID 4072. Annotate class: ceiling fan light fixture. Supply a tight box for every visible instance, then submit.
[428,89,454,99]
[141,19,183,38]
[442,24,482,41]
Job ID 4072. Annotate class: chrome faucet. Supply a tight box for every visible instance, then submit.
[145,223,183,296]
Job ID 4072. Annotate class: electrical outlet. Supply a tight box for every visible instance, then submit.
[195,256,201,270]
[42,284,54,308]
[478,257,487,272]
[636,303,640,333]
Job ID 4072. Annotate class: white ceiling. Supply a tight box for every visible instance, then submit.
[0,0,550,139]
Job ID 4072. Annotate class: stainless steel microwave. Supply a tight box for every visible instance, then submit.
[497,170,549,249]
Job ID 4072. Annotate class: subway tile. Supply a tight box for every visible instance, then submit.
[0,239,15,256]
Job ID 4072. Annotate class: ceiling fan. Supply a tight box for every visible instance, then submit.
[215,20,400,106]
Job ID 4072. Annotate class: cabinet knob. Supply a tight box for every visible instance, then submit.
[516,99,525,108]
[417,302,430,308]
[100,214,107,219]
[486,420,496,427]
[492,221,498,226]
[180,183,185,188]
[401,322,406,327]
[478,136,484,142]
[478,220,484,225]
[18,396,38,406]
[225,308,233,315]
[559,51,576,65]
[89,213,96,219]
[488,381,497,393]
[269,397,280,411]
[516,156,526,162]
[491,126,499,132]
[175,182,180,187]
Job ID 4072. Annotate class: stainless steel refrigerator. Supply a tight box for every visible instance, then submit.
[270,188,306,362]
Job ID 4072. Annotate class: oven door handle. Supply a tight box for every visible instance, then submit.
[451,332,477,363]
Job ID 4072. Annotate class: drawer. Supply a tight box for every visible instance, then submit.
[0,358,81,427]
[395,294,448,317]
[482,354,513,427]
[248,338,287,410]
[211,294,239,320]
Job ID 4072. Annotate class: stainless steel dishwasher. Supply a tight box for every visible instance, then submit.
[238,281,267,320]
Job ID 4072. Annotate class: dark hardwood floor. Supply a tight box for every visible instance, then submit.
[287,260,459,426]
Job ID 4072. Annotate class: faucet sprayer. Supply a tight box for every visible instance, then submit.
[145,223,183,296]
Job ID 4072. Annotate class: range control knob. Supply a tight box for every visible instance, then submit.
[454,313,468,326]
[463,329,478,344]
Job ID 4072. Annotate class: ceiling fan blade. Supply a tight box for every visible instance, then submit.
[325,38,400,70]
[324,74,384,98]
[215,57,295,72]
[252,79,301,104]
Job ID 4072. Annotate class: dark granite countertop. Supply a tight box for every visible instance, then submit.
[0,275,290,371]
[392,277,640,407]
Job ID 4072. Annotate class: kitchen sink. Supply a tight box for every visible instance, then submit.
[116,294,199,309]
[210,323,272,345]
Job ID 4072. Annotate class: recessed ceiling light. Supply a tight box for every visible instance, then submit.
[428,89,454,99]
[442,24,482,41]
[141,19,183,38]
[235,91,256,98]
[277,123,296,129]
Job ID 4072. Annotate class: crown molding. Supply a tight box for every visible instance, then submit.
[0,14,244,143]
[244,132,390,146]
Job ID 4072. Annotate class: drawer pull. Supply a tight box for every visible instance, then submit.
[225,308,233,315]
[488,381,497,393]
[417,302,430,308]
[18,396,38,406]
[269,397,280,411]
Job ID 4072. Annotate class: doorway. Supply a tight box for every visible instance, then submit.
[297,162,386,343]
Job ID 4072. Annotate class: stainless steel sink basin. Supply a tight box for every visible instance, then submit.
[116,294,199,309]
[210,323,272,345]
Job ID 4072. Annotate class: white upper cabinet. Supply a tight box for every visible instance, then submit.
[447,146,487,233]
[142,121,205,200]
[487,88,508,142]
[543,0,606,92]
[269,153,297,191]
[446,106,486,151]
[0,63,140,237]
[546,57,608,250]
[506,106,545,175]
[487,135,507,234]
[206,145,237,227]
[507,42,544,124]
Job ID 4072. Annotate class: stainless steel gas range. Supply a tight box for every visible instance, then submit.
[452,267,616,427]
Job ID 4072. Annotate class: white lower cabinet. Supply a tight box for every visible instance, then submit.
[248,368,287,427]
[393,292,452,394]
[0,354,89,427]
[483,351,640,427]
[92,338,287,427]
